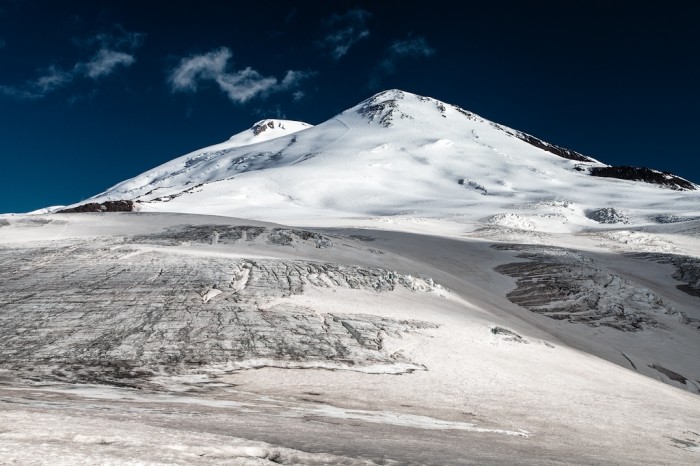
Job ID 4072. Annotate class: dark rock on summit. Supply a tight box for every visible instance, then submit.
[590,166,696,191]
[512,131,596,162]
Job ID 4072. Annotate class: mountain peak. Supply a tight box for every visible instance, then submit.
[250,119,305,136]
[353,89,415,127]
[80,89,697,221]
[228,119,312,146]
[370,89,410,100]
[351,89,477,128]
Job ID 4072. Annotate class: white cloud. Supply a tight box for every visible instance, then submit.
[169,47,312,104]
[387,37,435,59]
[81,49,135,79]
[0,26,142,100]
[34,65,74,93]
[215,67,277,103]
[169,47,231,91]
[319,9,372,60]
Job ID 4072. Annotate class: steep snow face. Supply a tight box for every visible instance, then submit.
[90,118,314,202]
[84,90,700,232]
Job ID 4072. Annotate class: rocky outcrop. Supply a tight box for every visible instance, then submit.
[586,207,629,224]
[590,166,697,191]
[510,131,596,162]
[57,200,135,213]
[253,120,278,135]
[627,252,700,301]
[356,90,413,127]
[494,245,685,331]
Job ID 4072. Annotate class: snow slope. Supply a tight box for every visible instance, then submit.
[0,212,699,464]
[82,89,699,233]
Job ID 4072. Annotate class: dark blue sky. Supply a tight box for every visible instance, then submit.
[1,1,698,213]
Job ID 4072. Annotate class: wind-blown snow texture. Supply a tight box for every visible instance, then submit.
[82,89,699,232]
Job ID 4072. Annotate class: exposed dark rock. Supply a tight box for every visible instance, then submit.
[57,200,134,213]
[486,119,596,162]
[586,207,629,224]
[493,244,683,332]
[626,252,700,303]
[590,166,696,191]
[621,352,637,370]
[356,91,413,127]
[252,120,277,135]
[510,131,596,162]
[491,326,528,343]
[458,178,487,195]
[651,214,700,224]
[649,364,689,385]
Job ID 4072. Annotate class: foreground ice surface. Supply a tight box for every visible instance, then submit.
[0,212,699,464]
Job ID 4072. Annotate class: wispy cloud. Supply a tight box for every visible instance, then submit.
[370,36,435,88]
[34,65,73,93]
[168,47,313,104]
[318,9,372,60]
[0,65,73,100]
[216,68,278,103]
[0,38,5,49]
[386,37,435,63]
[81,49,136,79]
[169,47,231,91]
[0,26,143,100]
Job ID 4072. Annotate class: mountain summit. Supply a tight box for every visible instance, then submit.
[74,90,698,230]
[228,119,312,146]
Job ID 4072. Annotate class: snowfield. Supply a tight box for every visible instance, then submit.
[2,90,700,464]
[0,212,699,464]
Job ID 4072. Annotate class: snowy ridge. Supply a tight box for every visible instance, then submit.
[80,89,699,232]
[89,118,313,202]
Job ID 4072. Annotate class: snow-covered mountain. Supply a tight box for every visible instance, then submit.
[3,90,700,463]
[76,89,698,233]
